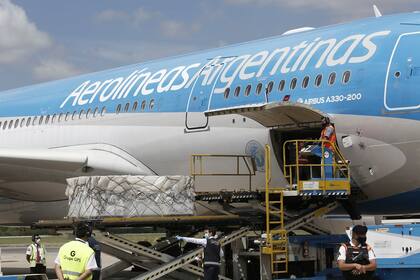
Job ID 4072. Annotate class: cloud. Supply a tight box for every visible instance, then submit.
[94,10,127,23]
[33,59,82,81]
[160,20,201,39]
[0,0,51,64]
[94,7,160,26]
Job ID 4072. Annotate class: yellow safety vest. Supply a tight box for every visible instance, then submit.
[58,240,94,280]
[29,243,46,267]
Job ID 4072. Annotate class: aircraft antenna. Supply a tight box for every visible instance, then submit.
[373,5,382,17]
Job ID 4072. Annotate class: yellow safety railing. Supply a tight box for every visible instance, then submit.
[282,139,350,193]
[190,154,256,190]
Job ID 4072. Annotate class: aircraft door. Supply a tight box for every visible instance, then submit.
[185,62,225,131]
[384,32,420,111]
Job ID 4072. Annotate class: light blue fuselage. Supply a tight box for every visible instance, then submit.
[0,13,420,222]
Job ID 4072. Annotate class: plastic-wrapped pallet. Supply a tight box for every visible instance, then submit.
[65,175,196,218]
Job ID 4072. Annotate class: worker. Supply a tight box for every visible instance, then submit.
[320,116,337,151]
[337,225,377,280]
[176,227,223,280]
[55,222,98,280]
[87,224,101,280]
[26,234,47,274]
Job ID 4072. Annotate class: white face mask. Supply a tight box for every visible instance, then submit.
[204,232,210,238]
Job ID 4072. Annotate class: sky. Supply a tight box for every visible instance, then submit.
[0,0,419,91]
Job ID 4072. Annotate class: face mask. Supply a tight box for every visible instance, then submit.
[204,233,210,238]
[357,236,367,245]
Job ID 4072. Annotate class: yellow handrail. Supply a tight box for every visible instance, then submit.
[190,154,256,190]
[282,139,350,192]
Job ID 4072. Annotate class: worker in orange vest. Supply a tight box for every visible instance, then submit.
[320,116,337,151]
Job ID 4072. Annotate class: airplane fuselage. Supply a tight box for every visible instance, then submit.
[0,12,420,222]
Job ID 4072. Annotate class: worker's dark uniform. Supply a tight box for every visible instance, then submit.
[203,238,221,280]
[88,236,101,280]
[342,243,375,280]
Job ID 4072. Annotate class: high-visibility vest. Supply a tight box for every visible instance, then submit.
[58,240,94,280]
[29,243,46,267]
[321,124,337,150]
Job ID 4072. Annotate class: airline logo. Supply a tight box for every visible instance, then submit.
[60,30,391,109]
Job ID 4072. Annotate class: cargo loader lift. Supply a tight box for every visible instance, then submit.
[94,227,248,280]
[262,140,351,278]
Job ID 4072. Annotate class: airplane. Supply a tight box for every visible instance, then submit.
[0,10,419,224]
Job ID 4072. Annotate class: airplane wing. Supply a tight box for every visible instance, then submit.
[0,147,153,174]
[0,145,154,201]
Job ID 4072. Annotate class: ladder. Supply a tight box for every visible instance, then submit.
[264,145,288,275]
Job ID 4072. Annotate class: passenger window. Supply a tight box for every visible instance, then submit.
[224,88,230,99]
[14,119,19,128]
[51,114,56,123]
[86,108,92,119]
[328,72,336,85]
[124,103,130,112]
[3,121,7,130]
[116,104,121,114]
[101,107,106,116]
[26,117,31,127]
[278,80,285,91]
[267,81,274,94]
[244,85,251,96]
[315,74,322,87]
[72,111,77,120]
[132,101,138,111]
[58,113,64,122]
[141,100,146,111]
[290,78,297,90]
[45,115,50,124]
[79,110,85,119]
[39,116,44,125]
[32,116,38,126]
[302,76,309,89]
[342,71,351,84]
[234,86,240,97]
[20,118,25,127]
[8,120,13,129]
[149,99,155,110]
[256,83,263,95]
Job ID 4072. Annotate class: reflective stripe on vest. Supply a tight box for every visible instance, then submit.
[62,270,81,276]
[58,240,94,280]
[204,261,221,266]
[30,244,46,267]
